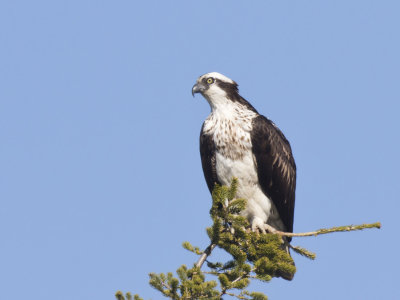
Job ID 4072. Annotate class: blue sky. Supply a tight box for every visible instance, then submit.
[1,1,399,299]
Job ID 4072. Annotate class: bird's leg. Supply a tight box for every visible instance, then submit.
[250,217,267,234]
[250,218,281,235]
[263,223,278,234]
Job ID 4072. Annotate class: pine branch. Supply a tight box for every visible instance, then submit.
[290,245,316,260]
[195,222,381,267]
[195,243,216,269]
[118,178,381,299]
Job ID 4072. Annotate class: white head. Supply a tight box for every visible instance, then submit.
[192,72,238,109]
[192,72,256,113]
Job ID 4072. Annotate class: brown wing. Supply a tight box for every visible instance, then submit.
[200,123,219,193]
[251,115,296,238]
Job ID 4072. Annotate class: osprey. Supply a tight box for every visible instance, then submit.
[192,72,296,279]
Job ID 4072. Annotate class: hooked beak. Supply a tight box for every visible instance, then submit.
[192,83,206,97]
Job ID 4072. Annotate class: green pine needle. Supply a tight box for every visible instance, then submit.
[117,178,380,299]
[290,245,316,260]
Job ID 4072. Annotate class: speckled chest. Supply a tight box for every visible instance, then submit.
[203,109,257,160]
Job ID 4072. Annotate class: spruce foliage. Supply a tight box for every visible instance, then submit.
[117,178,380,299]
[117,179,295,299]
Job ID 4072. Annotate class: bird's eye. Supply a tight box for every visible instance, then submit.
[207,78,214,84]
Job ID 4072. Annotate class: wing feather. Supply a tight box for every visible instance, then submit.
[251,115,296,237]
[200,123,219,193]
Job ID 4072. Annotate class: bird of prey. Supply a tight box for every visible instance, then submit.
[192,72,296,279]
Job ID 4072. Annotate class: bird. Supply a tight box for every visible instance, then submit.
[192,72,296,280]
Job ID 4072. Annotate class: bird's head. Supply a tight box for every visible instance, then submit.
[192,72,241,110]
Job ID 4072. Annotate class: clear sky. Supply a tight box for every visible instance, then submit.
[1,1,399,299]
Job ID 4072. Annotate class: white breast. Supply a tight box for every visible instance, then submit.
[203,104,285,231]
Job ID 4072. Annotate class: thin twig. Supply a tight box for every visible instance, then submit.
[230,268,255,285]
[161,281,171,291]
[202,271,222,275]
[264,222,381,238]
[224,291,248,299]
